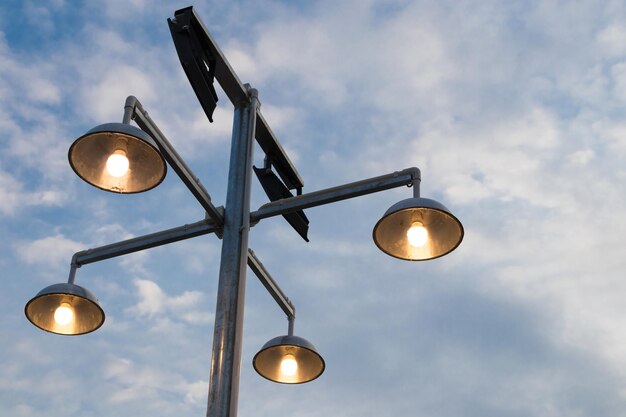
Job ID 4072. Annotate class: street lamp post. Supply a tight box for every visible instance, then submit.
[25,6,464,417]
[207,87,258,417]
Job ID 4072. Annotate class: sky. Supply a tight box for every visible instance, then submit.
[2,0,626,416]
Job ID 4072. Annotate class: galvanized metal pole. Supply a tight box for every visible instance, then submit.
[207,87,258,417]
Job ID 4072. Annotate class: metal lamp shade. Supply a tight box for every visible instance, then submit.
[25,283,105,335]
[69,123,166,193]
[373,197,464,261]
[253,335,325,384]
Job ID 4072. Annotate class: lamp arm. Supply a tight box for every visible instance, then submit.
[250,167,421,223]
[67,259,78,285]
[123,96,225,227]
[288,315,295,336]
[65,221,294,323]
[71,218,219,268]
[247,248,295,320]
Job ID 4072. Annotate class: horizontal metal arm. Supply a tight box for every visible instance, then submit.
[73,218,219,267]
[125,96,225,226]
[250,167,421,223]
[69,220,296,322]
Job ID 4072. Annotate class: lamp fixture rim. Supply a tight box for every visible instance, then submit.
[257,334,320,352]
[372,197,464,261]
[253,335,326,384]
[24,283,105,336]
[381,197,456,218]
[68,122,167,194]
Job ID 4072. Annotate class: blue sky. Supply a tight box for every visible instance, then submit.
[2,0,626,416]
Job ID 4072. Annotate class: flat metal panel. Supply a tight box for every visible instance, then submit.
[169,7,304,191]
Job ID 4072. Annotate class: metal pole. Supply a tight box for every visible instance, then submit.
[207,87,258,417]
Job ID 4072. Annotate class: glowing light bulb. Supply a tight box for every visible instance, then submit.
[54,303,74,326]
[407,222,428,247]
[106,150,129,177]
[280,354,298,377]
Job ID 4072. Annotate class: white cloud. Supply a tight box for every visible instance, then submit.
[568,149,595,165]
[81,65,156,122]
[184,379,209,404]
[23,2,56,35]
[9,404,35,417]
[596,119,626,155]
[610,61,626,102]
[259,104,303,134]
[119,252,152,276]
[127,279,209,324]
[93,223,135,242]
[0,170,25,215]
[101,0,150,20]
[104,356,174,403]
[129,279,170,317]
[397,106,568,208]
[237,2,452,114]
[15,234,84,266]
[102,356,208,410]
[222,42,256,79]
[597,24,626,57]
[25,76,61,104]
[0,34,73,182]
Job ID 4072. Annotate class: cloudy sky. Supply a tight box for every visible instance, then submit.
[3,0,626,416]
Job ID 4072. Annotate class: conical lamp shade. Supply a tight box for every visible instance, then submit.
[69,123,166,193]
[373,197,463,261]
[25,283,105,335]
[253,335,325,384]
